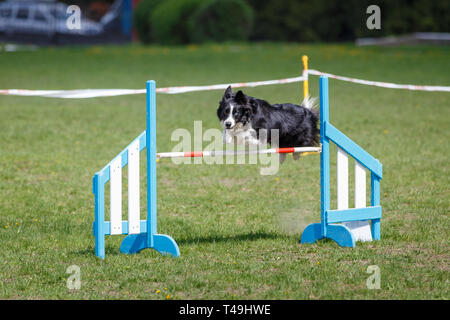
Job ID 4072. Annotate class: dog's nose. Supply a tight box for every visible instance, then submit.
[225,121,232,128]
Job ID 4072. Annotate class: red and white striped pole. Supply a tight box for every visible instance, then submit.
[156,146,321,159]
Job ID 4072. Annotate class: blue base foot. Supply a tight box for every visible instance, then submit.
[326,224,355,247]
[300,223,355,248]
[120,233,180,257]
[300,223,322,244]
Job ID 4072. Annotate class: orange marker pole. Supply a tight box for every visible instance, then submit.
[302,55,309,100]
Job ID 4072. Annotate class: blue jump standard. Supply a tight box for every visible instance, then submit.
[93,80,179,259]
[300,76,382,247]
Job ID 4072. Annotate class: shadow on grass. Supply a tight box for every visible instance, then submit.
[73,246,125,257]
[175,230,285,246]
[77,231,294,257]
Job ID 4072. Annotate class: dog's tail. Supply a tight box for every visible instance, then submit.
[301,95,320,147]
[301,95,318,110]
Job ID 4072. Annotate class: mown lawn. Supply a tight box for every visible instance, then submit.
[0,43,448,299]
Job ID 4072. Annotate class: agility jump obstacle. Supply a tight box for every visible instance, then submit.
[300,77,382,247]
[93,76,382,259]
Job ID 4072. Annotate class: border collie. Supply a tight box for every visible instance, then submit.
[217,86,319,162]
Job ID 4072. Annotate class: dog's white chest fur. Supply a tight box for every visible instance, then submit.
[222,122,261,146]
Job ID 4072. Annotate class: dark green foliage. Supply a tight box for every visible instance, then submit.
[371,0,450,36]
[247,0,450,42]
[150,0,208,45]
[133,0,164,44]
[187,0,254,43]
[134,0,449,43]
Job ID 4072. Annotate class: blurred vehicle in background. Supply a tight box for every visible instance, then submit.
[0,0,130,45]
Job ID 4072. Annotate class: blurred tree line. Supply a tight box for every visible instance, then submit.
[247,0,450,42]
[131,0,449,44]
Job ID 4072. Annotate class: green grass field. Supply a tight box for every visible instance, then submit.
[0,43,449,299]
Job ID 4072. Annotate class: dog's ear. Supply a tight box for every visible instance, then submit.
[217,99,226,119]
[223,85,232,99]
[235,90,247,104]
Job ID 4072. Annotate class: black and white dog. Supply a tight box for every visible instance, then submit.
[217,86,319,161]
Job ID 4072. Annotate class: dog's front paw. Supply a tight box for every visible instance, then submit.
[245,136,262,146]
[223,130,233,144]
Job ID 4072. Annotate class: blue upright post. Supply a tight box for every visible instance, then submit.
[147,80,157,248]
[300,76,356,247]
[300,77,328,244]
[93,173,105,259]
[319,76,330,238]
[371,174,381,240]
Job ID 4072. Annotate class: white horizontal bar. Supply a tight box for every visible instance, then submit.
[156,146,321,158]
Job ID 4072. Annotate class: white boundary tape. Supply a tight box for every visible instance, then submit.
[0,76,305,99]
[0,88,146,98]
[308,69,450,92]
[0,70,449,98]
[157,76,305,94]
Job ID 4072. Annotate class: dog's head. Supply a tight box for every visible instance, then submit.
[217,86,253,130]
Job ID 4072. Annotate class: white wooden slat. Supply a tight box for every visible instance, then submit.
[110,157,122,235]
[339,148,365,239]
[337,147,348,210]
[128,139,140,234]
[348,161,372,241]
[355,161,366,209]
